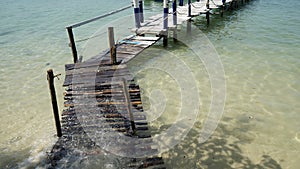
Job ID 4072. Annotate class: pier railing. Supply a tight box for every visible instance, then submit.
[66,5,132,63]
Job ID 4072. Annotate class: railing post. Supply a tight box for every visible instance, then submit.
[66,27,78,63]
[188,0,191,17]
[108,27,117,65]
[133,0,141,28]
[139,0,144,23]
[47,69,62,137]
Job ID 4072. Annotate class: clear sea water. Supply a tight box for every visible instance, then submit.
[0,0,299,168]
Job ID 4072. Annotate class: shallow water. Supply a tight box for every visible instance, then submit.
[0,0,299,168]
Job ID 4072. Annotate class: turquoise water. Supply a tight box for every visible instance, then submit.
[0,0,300,168]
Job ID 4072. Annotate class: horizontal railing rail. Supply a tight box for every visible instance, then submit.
[66,5,132,29]
[66,4,132,63]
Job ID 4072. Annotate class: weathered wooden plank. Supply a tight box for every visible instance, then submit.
[62,104,144,113]
[64,100,142,107]
[65,81,138,91]
[65,70,132,83]
[64,88,140,96]
[65,64,127,76]
[131,36,160,41]
[63,74,134,86]
[64,92,142,100]
[63,92,141,100]
[120,40,156,46]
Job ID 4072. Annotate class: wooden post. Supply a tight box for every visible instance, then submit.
[122,78,136,134]
[133,0,141,28]
[66,27,78,63]
[173,0,177,26]
[163,0,169,30]
[220,4,224,17]
[221,0,226,17]
[173,0,178,41]
[139,0,144,23]
[229,1,234,10]
[173,29,178,42]
[108,27,117,65]
[47,69,62,137]
[187,19,191,36]
[188,0,191,17]
[179,0,184,6]
[206,0,210,25]
[163,0,169,47]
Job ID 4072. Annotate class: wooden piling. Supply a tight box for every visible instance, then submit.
[172,0,178,41]
[188,0,192,17]
[133,0,141,28]
[66,27,78,63]
[163,0,169,47]
[139,0,144,23]
[179,0,184,6]
[187,19,192,36]
[235,0,239,8]
[163,35,168,47]
[173,29,178,42]
[206,0,210,25]
[163,0,169,30]
[47,69,62,137]
[220,5,224,17]
[108,27,117,65]
[172,0,177,26]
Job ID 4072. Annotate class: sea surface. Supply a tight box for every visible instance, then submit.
[0,0,299,168]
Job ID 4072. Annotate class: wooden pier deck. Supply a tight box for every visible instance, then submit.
[48,35,166,168]
[47,0,253,168]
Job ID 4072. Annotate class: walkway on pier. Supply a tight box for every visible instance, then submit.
[133,0,237,36]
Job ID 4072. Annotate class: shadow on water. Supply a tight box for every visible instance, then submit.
[156,119,282,169]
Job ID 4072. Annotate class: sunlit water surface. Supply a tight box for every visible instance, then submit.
[0,0,299,168]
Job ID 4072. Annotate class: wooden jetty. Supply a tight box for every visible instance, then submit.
[48,32,166,168]
[47,0,252,168]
